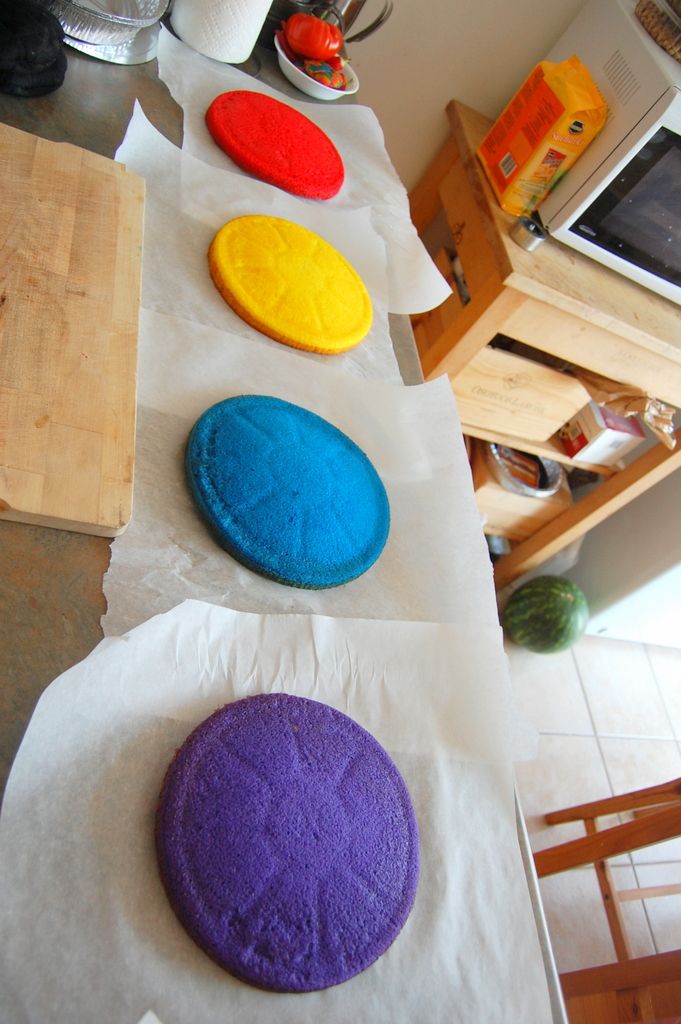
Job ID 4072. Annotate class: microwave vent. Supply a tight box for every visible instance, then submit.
[602,49,641,106]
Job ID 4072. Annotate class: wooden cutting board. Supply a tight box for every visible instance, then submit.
[0,123,144,537]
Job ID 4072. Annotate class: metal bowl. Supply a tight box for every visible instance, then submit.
[484,442,566,498]
[63,21,161,63]
[44,0,169,45]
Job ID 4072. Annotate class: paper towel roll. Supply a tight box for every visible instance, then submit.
[170,0,271,63]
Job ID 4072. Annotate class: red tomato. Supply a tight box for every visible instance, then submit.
[283,13,343,61]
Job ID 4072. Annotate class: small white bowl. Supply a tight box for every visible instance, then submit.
[274,35,359,102]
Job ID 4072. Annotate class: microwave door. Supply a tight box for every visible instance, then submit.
[569,126,681,289]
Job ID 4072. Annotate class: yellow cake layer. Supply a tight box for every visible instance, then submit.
[208,215,372,354]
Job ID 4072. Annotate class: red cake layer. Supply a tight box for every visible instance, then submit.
[206,90,344,200]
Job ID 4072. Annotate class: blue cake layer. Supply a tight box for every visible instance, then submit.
[185,395,390,589]
[155,694,420,992]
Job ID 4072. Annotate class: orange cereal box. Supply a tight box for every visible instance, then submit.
[477,56,607,217]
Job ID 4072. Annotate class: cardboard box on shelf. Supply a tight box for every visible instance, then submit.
[453,345,590,442]
[559,401,645,466]
[476,56,607,217]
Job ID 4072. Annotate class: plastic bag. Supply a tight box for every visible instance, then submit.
[570,367,677,449]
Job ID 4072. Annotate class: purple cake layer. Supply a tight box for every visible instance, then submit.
[155,693,420,992]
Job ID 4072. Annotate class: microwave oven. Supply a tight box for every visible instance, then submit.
[537,0,681,306]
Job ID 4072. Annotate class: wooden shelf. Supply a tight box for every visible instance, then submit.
[409,100,681,589]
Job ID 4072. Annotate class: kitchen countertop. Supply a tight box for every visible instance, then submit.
[0,38,567,1024]
[0,39,421,801]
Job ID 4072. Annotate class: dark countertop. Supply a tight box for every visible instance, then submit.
[0,47,177,800]
[0,38,182,156]
[0,48,566,1020]
[0,39,421,801]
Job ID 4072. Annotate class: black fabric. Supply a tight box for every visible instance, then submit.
[0,0,67,96]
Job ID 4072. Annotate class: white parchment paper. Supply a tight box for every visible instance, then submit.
[102,308,498,637]
[154,25,451,315]
[0,600,550,1024]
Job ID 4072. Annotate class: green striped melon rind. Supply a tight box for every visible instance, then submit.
[502,575,589,654]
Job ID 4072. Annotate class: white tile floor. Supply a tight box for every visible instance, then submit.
[507,634,681,975]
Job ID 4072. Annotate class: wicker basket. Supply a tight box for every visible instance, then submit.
[635,0,681,64]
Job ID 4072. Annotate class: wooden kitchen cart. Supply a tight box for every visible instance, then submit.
[409,100,681,591]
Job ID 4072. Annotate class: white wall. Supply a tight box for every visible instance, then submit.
[566,468,681,648]
[347,0,586,191]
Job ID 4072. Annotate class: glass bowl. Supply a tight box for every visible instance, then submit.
[45,0,169,45]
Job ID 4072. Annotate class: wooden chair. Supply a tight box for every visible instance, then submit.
[533,778,681,1024]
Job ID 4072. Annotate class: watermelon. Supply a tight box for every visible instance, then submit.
[502,575,589,653]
